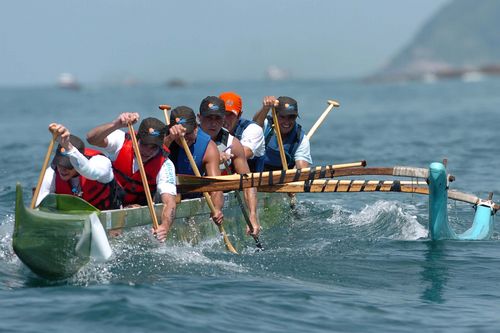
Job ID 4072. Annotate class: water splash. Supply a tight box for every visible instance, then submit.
[0,214,16,263]
[69,227,248,285]
[347,200,428,240]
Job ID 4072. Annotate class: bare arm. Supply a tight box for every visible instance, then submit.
[203,141,224,224]
[154,193,177,242]
[87,112,139,147]
[253,96,278,127]
[242,146,254,160]
[230,139,260,236]
[295,160,309,169]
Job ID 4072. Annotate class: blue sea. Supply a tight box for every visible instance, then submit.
[1,77,500,332]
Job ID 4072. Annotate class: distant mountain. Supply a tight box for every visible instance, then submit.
[371,0,500,81]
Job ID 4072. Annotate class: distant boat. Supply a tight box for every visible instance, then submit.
[266,65,290,81]
[422,73,438,84]
[461,71,483,83]
[166,78,186,88]
[57,73,81,90]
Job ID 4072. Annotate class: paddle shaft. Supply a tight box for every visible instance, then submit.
[160,105,238,254]
[271,106,288,171]
[223,162,263,250]
[31,131,58,209]
[127,123,159,230]
[306,99,340,140]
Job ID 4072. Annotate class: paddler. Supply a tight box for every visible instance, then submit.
[253,96,312,171]
[197,96,260,237]
[37,123,121,210]
[164,105,224,226]
[219,92,265,172]
[86,113,177,242]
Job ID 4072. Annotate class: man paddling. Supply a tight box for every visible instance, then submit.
[37,123,121,210]
[197,96,260,237]
[253,96,312,170]
[219,92,265,172]
[164,105,224,226]
[86,113,177,241]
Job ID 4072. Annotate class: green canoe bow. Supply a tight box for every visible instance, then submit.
[13,184,99,279]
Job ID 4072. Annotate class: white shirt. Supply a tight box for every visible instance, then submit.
[104,130,177,196]
[216,131,234,170]
[238,121,265,158]
[263,119,313,165]
[36,147,114,206]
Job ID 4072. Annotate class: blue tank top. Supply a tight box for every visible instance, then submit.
[263,116,304,170]
[170,129,211,175]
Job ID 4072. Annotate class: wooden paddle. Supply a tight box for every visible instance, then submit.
[271,104,298,205]
[127,123,159,231]
[159,105,238,254]
[306,99,340,140]
[31,128,58,208]
[223,162,263,251]
[271,105,288,171]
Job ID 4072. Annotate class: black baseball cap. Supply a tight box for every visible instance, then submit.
[199,96,226,117]
[170,106,197,134]
[137,117,167,147]
[276,96,299,116]
[52,135,85,169]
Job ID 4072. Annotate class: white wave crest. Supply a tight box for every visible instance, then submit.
[347,200,428,240]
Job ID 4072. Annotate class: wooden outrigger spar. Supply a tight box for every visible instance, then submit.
[177,161,366,191]
[176,164,441,193]
[258,179,430,194]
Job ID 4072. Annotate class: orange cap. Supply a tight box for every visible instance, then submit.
[219,92,242,116]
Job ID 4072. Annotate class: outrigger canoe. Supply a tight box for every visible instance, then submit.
[13,162,498,280]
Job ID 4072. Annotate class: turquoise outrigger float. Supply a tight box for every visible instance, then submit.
[428,162,496,240]
[13,162,498,280]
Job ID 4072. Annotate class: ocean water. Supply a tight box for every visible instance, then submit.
[1,77,500,332]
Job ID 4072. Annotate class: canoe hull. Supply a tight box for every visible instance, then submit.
[14,184,290,279]
[99,191,290,248]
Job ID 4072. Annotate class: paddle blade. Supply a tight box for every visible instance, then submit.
[89,213,112,262]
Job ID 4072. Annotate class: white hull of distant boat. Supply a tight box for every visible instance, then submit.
[58,73,80,90]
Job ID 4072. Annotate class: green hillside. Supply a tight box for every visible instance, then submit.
[376,0,500,79]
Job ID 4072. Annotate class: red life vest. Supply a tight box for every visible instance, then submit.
[54,148,116,210]
[112,136,166,206]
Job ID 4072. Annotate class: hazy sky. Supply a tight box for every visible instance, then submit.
[1,0,450,86]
